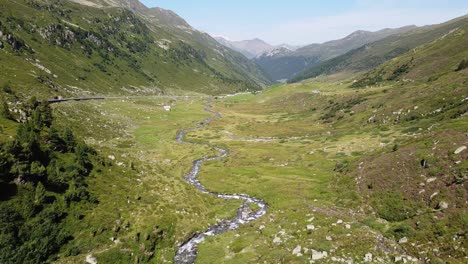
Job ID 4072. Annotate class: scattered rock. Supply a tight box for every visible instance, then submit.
[163,105,172,111]
[364,253,373,262]
[454,146,467,154]
[430,192,439,200]
[399,237,408,244]
[311,249,328,260]
[336,219,343,224]
[258,225,265,230]
[85,255,97,264]
[345,224,351,229]
[437,201,449,210]
[426,177,437,183]
[307,225,315,230]
[420,159,428,168]
[108,155,115,160]
[293,245,302,256]
[273,237,282,244]
[326,236,332,241]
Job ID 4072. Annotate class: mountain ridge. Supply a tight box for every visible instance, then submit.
[289,14,468,83]
[254,25,417,82]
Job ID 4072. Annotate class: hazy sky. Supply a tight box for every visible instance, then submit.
[140,0,468,45]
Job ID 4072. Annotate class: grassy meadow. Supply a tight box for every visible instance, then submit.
[42,69,466,263]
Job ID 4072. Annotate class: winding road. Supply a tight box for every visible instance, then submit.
[173,99,268,264]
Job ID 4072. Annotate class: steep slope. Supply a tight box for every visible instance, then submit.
[255,26,416,81]
[351,24,468,87]
[0,0,270,98]
[290,15,468,83]
[214,37,275,59]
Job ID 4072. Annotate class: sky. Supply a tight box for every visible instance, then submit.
[140,0,468,45]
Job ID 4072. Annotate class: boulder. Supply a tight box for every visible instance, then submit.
[399,237,408,244]
[86,255,97,264]
[292,245,302,256]
[364,253,373,262]
[454,146,467,154]
[437,201,449,210]
[273,236,282,244]
[311,249,328,260]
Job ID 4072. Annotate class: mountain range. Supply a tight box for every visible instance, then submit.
[290,14,468,83]
[214,37,300,59]
[253,26,417,81]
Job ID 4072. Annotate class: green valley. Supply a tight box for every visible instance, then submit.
[0,1,467,264]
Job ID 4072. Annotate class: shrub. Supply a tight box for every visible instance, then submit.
[389,223,413,240]
[455,59,468,72]
[373,192,416,222]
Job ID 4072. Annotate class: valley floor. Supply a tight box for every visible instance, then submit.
[51,79,466,263]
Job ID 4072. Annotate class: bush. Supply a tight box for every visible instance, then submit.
[373,192,416,222]
[455,59,468,72]
[1,81,13,93]
[389,223,413,240]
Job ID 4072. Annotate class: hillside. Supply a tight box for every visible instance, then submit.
[351,24,468,88]
[0,0,271,98]
[254,26,416,82]
[290,15,468,83]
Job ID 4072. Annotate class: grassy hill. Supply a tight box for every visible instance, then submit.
[351,24,468,88]
[0,0,271,98]
[290,15,468,83]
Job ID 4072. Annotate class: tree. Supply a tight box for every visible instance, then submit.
[62,128,76,151]
[0,149,13,183]
[34,182,46,205]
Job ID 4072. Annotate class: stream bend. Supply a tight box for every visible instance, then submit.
[173,100,268,264]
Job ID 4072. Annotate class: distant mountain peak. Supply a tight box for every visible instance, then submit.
[214,37,300,59]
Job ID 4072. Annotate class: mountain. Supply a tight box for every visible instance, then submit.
[290,15,468,83]
[0,0,271,97]
[254,26,417,82]
[214,37,276,59]
[351,24,468,88]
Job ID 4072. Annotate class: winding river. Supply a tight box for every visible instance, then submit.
[173,99,268,264]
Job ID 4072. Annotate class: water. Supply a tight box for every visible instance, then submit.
[173,100,268,264]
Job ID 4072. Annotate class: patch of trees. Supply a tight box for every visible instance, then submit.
[165,41,206,66]
[0,99,98,263]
